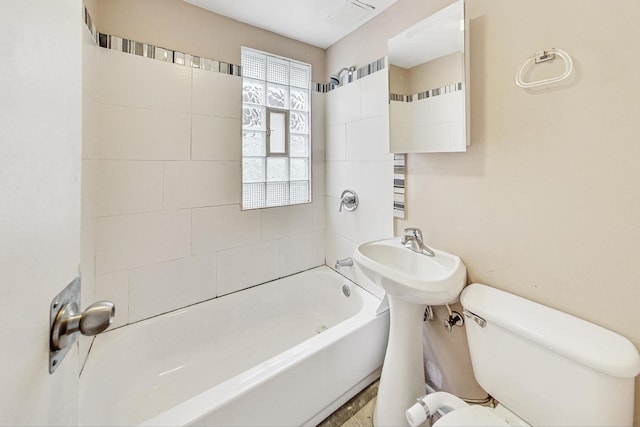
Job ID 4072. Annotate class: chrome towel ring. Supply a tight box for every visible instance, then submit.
[516,48,573,89]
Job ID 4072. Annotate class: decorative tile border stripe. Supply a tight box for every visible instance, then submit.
[314,82,331,93]
[97,33,242,76]
[394,154,406,219]
[390,82,463,102]
[83,7,386,93]
[356,57,387,80]
[83,7,240,78]
[317,57,388,93]
[83,7,97,42]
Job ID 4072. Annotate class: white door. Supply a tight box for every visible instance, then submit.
[0,0,83,424]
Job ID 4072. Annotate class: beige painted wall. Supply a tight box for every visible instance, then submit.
[84,0,98,22]
[329,0,640,423]
[389,52,463,94]
[97,0,326,82]
[389,64,409,94]
[407,52,463,94]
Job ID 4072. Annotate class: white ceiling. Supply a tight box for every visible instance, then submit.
[184,0,398,49]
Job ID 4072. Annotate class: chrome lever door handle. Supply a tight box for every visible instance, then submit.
[51,300,115,351]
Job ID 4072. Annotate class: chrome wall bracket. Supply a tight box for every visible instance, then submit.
[49,277,115,373]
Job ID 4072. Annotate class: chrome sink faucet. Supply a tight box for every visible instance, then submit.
[401,227,435,257]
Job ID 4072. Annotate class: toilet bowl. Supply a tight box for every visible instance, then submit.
[406,284,640,427]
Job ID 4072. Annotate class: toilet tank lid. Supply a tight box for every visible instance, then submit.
[461,284,640,379]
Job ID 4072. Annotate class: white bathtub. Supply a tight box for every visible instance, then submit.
[79,266,389,426]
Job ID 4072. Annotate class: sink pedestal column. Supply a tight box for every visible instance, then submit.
[374,295,426,427]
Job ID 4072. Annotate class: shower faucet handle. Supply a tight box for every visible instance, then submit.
[339,189,359,212]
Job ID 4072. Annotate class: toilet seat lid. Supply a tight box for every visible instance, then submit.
[433,405,511,427]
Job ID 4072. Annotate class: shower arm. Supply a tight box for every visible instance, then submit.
[330,65,356,87]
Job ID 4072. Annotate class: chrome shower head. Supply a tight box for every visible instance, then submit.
[329,66,356,88]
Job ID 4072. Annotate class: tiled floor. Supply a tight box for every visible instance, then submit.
[339,398,376,427]
[318,380,378,427]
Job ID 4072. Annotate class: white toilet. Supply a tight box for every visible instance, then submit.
[406,283,640,427]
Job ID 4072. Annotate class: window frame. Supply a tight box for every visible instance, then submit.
[266,107,290,157]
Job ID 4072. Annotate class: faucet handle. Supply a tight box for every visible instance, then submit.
[403,227,423,241]
[339,189,358,212]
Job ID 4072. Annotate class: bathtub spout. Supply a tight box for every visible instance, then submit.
[335,257,354,269]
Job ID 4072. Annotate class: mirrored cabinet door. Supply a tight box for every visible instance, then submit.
[388,0,469,153]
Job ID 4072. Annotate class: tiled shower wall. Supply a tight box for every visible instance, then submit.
[80,26,99,361]
[324,67,394,298]
[89,48,325,327]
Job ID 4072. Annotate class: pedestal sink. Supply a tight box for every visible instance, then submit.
[353,237,466,427]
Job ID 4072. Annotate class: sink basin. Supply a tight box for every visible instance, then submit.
[353,237,467,426]
[353,237,466,305]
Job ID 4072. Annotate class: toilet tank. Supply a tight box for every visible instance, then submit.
[461,284,640,427]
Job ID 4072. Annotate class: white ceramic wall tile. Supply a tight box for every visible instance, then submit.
[192,69,241,118]
[80,220,96,314]
[311,92,326,163]
[81,29,99,369]
[449,120,466,152]
[129,254,217,322]
[82,32,99,101]
[325,229,387,301]
[81,159,98,223]
[312,197,326,232]
[95,271,130,328]
[99,49,191,113]
[260,204,313,241]
[356,199,394,243]
[98,104,191,160]
[163,161,241,209]
[360,69,389,119]
[326,80,361,125]
[326,196,393,245]
[191,204,260,254]
[279,231,325,277]
[324,68,395,298]
[312,162,326,198]
[96,160,163,216]
[326,195,362,243]
[326,123,347,161]
[413,122,451,152]
[191,115,241,161]
[346,116,391,162]
[325,161,361,199]
[95,210,191,274]
[217,240,280,296]
[324,231,358,283]
[356,162,394,206]
[83,93,99,160]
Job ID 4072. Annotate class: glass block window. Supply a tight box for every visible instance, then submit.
[241,47,312,209]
